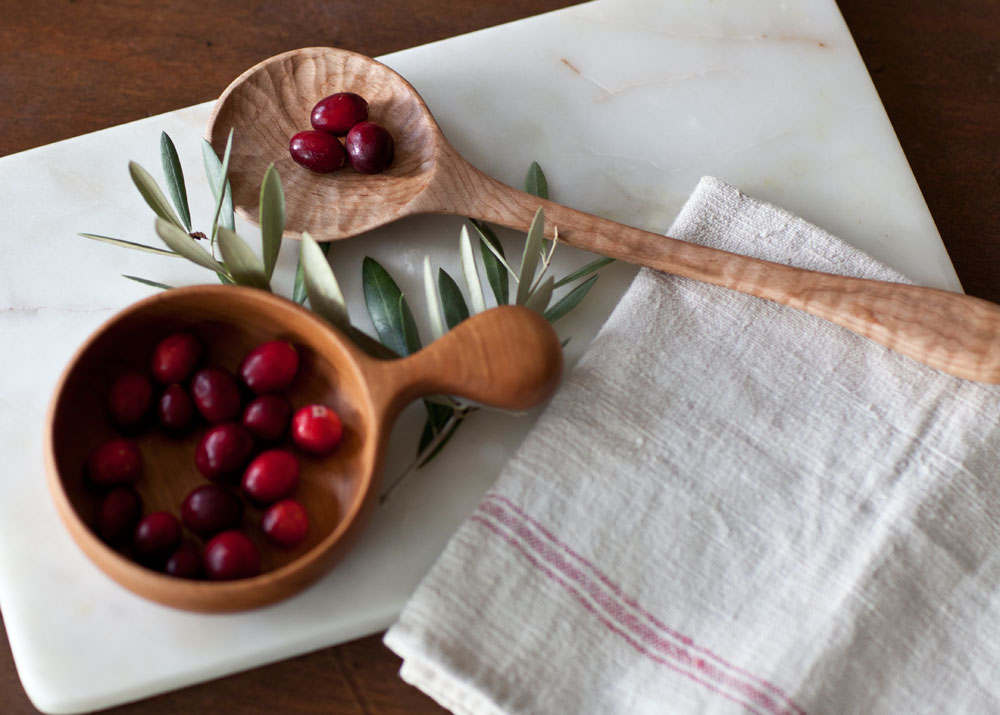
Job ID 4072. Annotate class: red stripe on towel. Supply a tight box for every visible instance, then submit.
[468,515,768,715]
[475,497,804,715]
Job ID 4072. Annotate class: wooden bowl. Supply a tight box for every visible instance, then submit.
[44,285,561,612]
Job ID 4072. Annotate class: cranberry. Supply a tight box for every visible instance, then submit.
[291,404,343,455]
[203,530,261,580]
[242,450,300,505]
[87,438,142,487]
[164,541,203,579]
[261,499,309,548]
[181,483,244,536]
[95,486,143,544]
[133,511,181,564]
[158,384,196,434]
[195,423,254,482]
[344,121,394,174]
[239,340,299,394]
[151,332,202,384]
[107,372,153,428]
[242,394,292,442]
[311,92,369,136]
[289,130,347,173]
[191,367,242,423]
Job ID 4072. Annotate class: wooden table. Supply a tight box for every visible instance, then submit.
[1,1,997,712]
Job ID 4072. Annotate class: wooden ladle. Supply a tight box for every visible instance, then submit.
[208,46,1000,383]
[45,286,561,612]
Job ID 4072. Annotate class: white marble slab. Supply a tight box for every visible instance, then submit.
[0,0,960,712]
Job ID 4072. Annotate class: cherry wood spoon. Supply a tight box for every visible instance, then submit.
[45,286,561,612]
[207,46,1000,384]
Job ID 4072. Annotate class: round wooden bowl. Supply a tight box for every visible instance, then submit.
[44,285,562,612]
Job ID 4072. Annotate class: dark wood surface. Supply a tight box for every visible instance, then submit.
[1,0,997,712]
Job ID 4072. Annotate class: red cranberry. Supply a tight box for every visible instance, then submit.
[133,511,181,564]
[107,372,153,428]
[344,121,394,174]
[242,450,300,505]
[239,340,299,394]
[289,130,347,173]
[158,384,196,434]
[164,541,203,579]
[151,332,202,384]
[95,486,143,544]
[181,484,244,536]
[291,404,343,455]
[262,499,309,548]
[203,530,261,580]
[191,367,242,423]
[311,92,369,136]
[87,438,142,487]
[242,394,292,442]
[195,423,254,481]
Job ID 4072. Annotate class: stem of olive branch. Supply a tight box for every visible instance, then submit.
[379,407,474,505]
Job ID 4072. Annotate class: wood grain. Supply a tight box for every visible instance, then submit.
[45,286,560,612]
[1,0,998,713]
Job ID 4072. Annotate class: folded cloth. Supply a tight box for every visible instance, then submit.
[384,177,1000,714]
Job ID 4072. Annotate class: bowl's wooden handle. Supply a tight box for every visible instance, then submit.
[441,166,1000,383]
[363,306,563,418]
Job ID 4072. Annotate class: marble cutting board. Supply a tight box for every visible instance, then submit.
[0,0,962,712]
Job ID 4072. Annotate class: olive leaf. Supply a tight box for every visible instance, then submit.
[201,135,235,233]
[545,274,599,324]
[155,217,227,274]
[553,256,614,288]
[423,256,446,341]
[217,227,270,290]
[524,161,548,200]
[417,412,462,468]
[122,275,174,290]
[160,132,191,231]
[259,163,285,280]
[363,256,421,357]
[129,161,186,231]
[438,268,470,329]
[515,207,545,305]
[300,232,349,330]
[470,220,512,305]
[459,225,487,313]
[79,232,178,257]
[524,275,554,315]
[206,129,234,243]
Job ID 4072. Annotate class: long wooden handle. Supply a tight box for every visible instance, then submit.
[435,162,1000,383]
[362,305,564,419]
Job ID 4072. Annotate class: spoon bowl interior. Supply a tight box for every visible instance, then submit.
[207,47,441,240]
[45,286,382,612]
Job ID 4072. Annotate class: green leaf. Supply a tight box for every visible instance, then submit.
[417,414,463,468]
[423,256,446,341]
[545,274,599,324]
[216,226,271,290]
[470,220,511,305]
[201,135,235,232]
[300,232,349,330]
[525,275,554,315]
[294,240,331,304]
[515,207,545,305]
[122,275,174,290]
[129,161,185,231]
[553,256,614,288]
[438,268,470,329]
[79,232,178,257]
[160,132,191,231]
[155,217,227,274]
[216,270,235,285]
[206,129,234,242]
[362,257,421,357]
[459,225,487,313]
[259,163,285,280]
[524,161,549,200]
